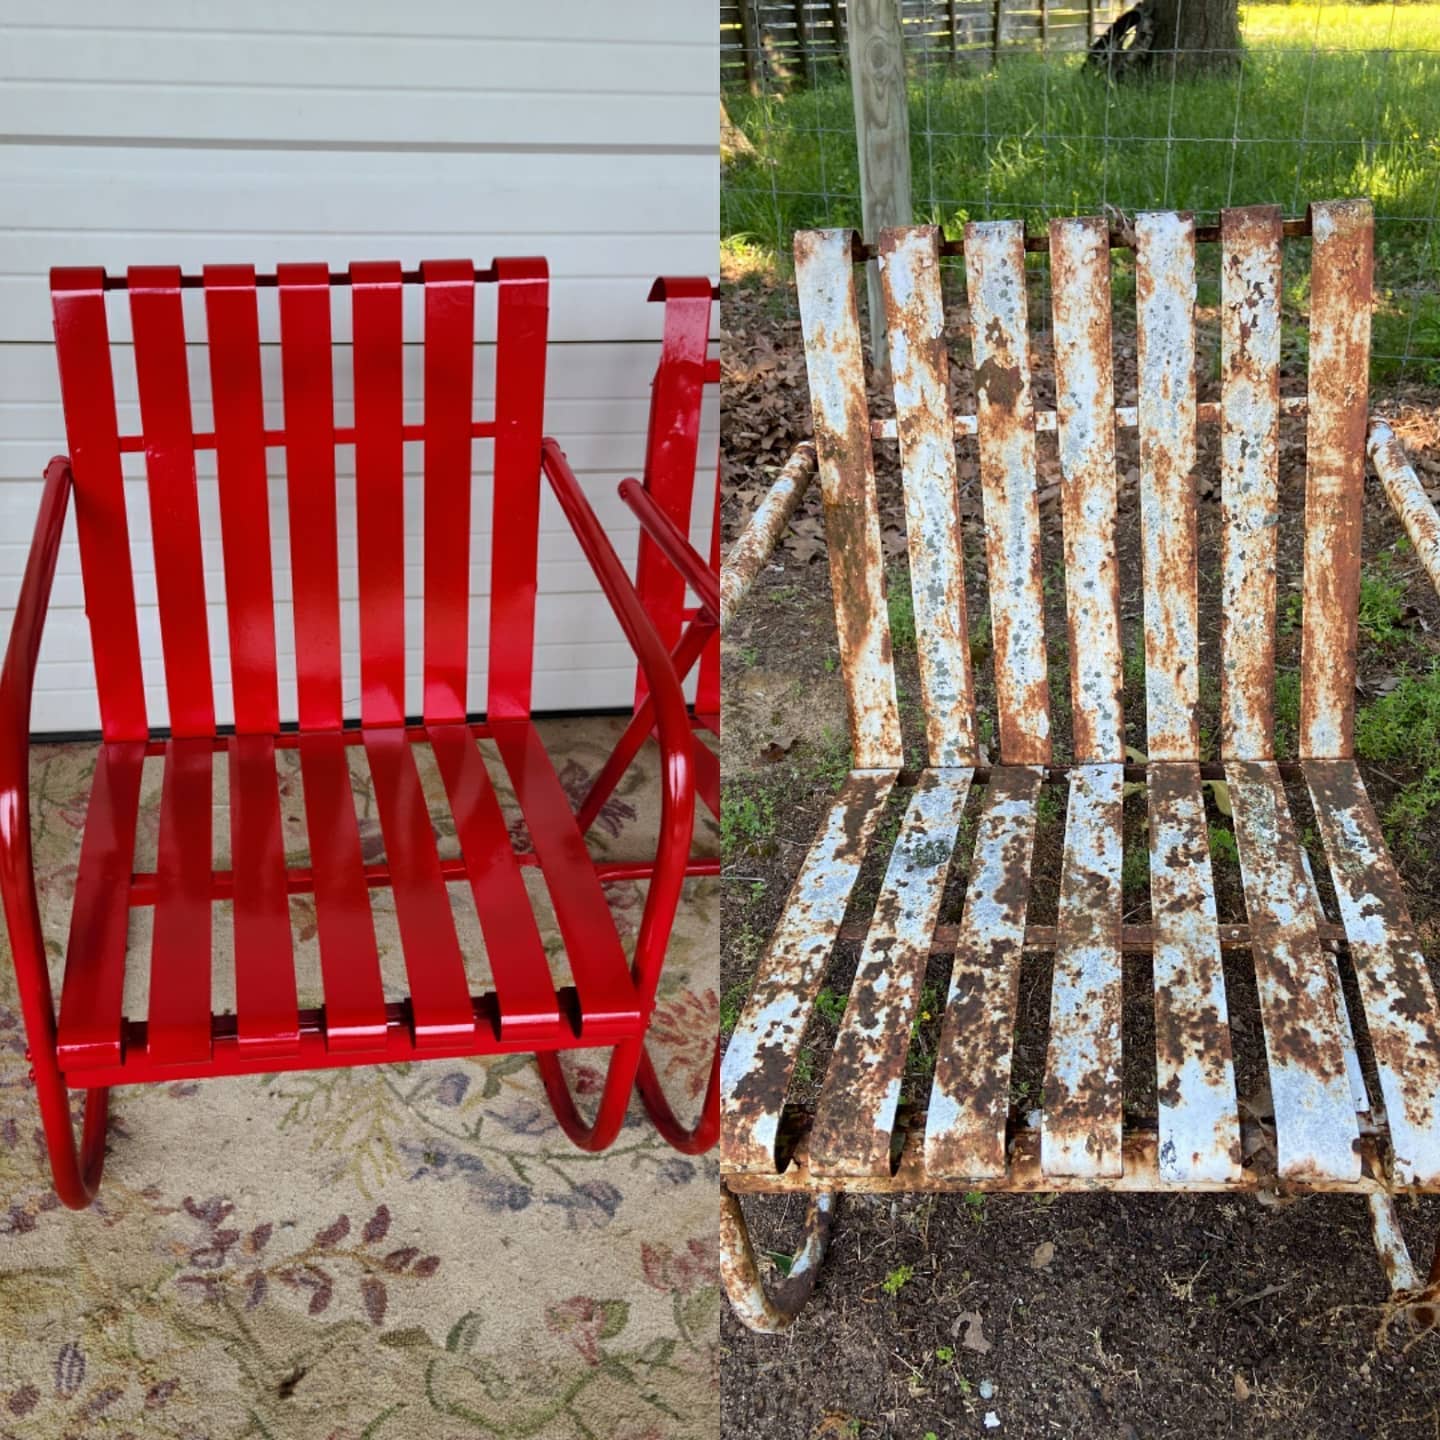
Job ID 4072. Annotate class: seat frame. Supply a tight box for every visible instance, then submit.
[0,258,701,1209]
[719,202,1440,1332]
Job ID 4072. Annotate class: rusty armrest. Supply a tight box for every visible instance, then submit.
[718,441,817,629]
[1370,420,1440,598]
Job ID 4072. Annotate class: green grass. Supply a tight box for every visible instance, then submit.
[721,788,777,861]
[1356,663,1440,845]
[882,1263,915,1296]
[724,4,1440,377]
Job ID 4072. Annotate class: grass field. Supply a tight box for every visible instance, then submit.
[723,3,1440,374]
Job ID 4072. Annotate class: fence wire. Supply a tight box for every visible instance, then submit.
[721,0,1440,382]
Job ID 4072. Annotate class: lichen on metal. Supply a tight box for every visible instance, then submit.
[925,765,1044,1179]
[811,768,973,1177]
[964,220,1052,765]
[1042,762,1124,1178]
[793,229,904,769]
[1300,199,1373,760]
[877,226,979,767]
[719,441,817,630]
[1146,762,1241,1183]
[1049,215,1124,765]
[1134,211,1200,761]
[1218,205,1284,761]
[720,771,897,1173]
[1228,760,1361,1181]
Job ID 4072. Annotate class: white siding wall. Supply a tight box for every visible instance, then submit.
[0,1,717,731]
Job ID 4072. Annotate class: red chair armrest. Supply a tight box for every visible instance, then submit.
[617,477,719,621]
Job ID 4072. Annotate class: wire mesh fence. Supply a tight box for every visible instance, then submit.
[721,0,1440,382]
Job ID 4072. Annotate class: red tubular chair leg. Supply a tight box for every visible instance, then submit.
[635,1038,719,1155]
[536,1038,645,1152]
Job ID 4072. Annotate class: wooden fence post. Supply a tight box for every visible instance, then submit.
[847,0,912,379]
[739,0,762,94]
[991,0,1004,68]
[830,0,847,68]
[947,0,959,64]
[794,0,812,77]
[1040,0,1049,49]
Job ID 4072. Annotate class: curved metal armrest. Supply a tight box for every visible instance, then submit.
[718,441,816,630]
[539,438,694,1000]
[617,477,719,620]
[0,457,73,911]
[1370,421,1440,600]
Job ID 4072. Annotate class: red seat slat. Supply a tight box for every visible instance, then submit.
[129,267,215,738]
[296,732,389,1052]
[50,272,148,742]
[352,262,407,728]
[487,259,549,720]
[362,728,476,1046]
[204,267,281,735]
[490,719,639,1029]
[421,260,477,722]
[147,737,214,1065]
[229,735,300,1056]
[428,722,563,1041]
[56,741,145,1070]
[278,263,344,732]
[691,731,720,820]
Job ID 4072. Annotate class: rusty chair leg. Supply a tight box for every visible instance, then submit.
[720,1183,837,1332]
[1366,1191,1440,1332]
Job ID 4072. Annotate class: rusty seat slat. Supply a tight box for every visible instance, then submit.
[1305,760,1440,1186]
[924,765,1044,1179]
[720,771,898,1174]
[811,768,973,1178]
[1228,760,1362,1181]
[1147,763,1242,1184]
[1042,762,1125,1178]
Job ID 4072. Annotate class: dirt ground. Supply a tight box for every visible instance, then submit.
[718,268,1440,1439]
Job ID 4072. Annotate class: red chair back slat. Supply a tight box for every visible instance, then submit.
[129,267,215,737]
[421,260,478,722]
[50,270,148,741]
[487,259,549,720]
[50,260,549,735]
[204,266,281,734]
[351,262,408,728]
[278,263,345,731]
[635,279,715,707]
[697,476,721,721]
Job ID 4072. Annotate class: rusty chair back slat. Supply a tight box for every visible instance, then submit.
[1300,200,1375,759]
[965,221,1052,765]
[793,230,904,770]
[1218,206,1284,761]
[1134,212,1200,762]
[878,227,980,767]
[1049,217,1124,765]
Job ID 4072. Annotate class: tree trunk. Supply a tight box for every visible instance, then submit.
[1148,0,1240,74]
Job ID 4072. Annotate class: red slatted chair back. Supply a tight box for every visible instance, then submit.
[633,277,719,718]
[49,259,549,742]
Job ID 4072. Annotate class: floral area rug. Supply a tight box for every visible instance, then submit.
[0,718,719,1440]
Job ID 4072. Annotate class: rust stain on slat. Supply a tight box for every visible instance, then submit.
[1135,211,1200,761]
[1050,216,1124,764]
[1305,758,1440,1184]
[720,771,898,1173]
[1219,205,1284,761]
[1228,760,1361,1181]
[964,220,1052,764]
[1042,762,1124,1178]
[1147,762,1242,1183]
[1299,199,1373,759]
[720,442,816,630]
[812,768,973,1177]
[878,227,979,767]
[719,1185,836,1333]
[794,230,904,769]
[925,765,1044,1178]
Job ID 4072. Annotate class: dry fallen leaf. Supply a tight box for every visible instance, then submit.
[1234,1372,1252,1402]
[1030,1240,1055,1270]
[954,1310,992,1353]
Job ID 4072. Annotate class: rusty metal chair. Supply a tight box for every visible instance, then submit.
[719,202,1440,1332]
[579,276,722,1153]
[0,259,699,1209]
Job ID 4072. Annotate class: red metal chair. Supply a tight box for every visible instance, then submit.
[577,278,719,1153]
[0,259,698,1209]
